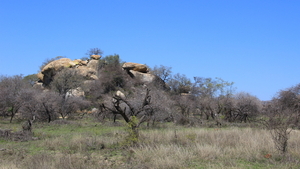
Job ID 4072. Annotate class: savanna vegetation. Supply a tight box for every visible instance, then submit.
[0,48,299,169]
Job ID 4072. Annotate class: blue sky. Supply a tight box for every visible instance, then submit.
[0,0,299,101]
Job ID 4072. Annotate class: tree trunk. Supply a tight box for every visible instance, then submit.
[9,107,16,123]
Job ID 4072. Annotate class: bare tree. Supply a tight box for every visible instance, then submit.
[100,88,153,143]
[168,73,191,94]
[0,75,29,122]
[151,65,172,82]
[19,88,40,119]
[145,87,174,126]
[262,85,300,154]
[86,48,103,56]
[172,94,197,125]
[233,92,262,123]
[262,101,295,154]
[57,96,90,119]
[50,68,84,98]
[197,96,216,120]
[35,91,61,123]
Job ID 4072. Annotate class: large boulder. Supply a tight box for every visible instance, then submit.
[115,90,126,100]
[128,70,169,90]
[122,62,149,73]
[77,67,98,80]
[129,70,155,83]
[42,58,72,72]
[33,82,44,90]
[38,58,72,85]
[66,87,85,98]
[90,55,101,60]
[37,57,101,86]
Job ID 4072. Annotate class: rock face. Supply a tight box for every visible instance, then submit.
[87,59,99,70]
[129,70,156,83]
[38,58,73,85]
[128,70,168,90]
[43,58,72,71]
[122,62,149,73]
[38,58,99,86]
[77,67,98,80]
[90,55,101,60]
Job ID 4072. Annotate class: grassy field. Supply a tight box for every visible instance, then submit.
[0,117,300,169]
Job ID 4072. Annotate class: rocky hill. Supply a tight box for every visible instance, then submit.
[35,55,163,90]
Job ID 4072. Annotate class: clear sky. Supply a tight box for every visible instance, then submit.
[0,0,299,101]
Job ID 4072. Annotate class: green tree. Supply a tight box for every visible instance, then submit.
[191,77,234,98]
[23,74,39,86]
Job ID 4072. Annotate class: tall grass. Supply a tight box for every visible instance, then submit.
[130,127,300,168]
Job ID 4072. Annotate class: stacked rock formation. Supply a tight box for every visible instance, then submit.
[37,55,102,86]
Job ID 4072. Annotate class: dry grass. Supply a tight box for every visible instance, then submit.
[129,127,300,168]
[0,120,300,169]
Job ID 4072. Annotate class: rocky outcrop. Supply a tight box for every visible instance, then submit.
[38,58,72,85]
[38,57,100,86]
[122,62,149,73]
[37,57,168,91]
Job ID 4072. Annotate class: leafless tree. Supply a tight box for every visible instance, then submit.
[57,96,90,119]
[19,88,41,119]
[0,75,30,122]
[262,101,295,154]
[216,95,235,122]
[146,87,174,126]
[100,88,153,142]
[86,48,103,56]
[35,91,61,123]
[151,65,172,82]
[172,94,197,125]
[168,73,191,94]
[261,85,300,154]
[50,68,84,98]
[233,92,262,123]
[197,96,216,120]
